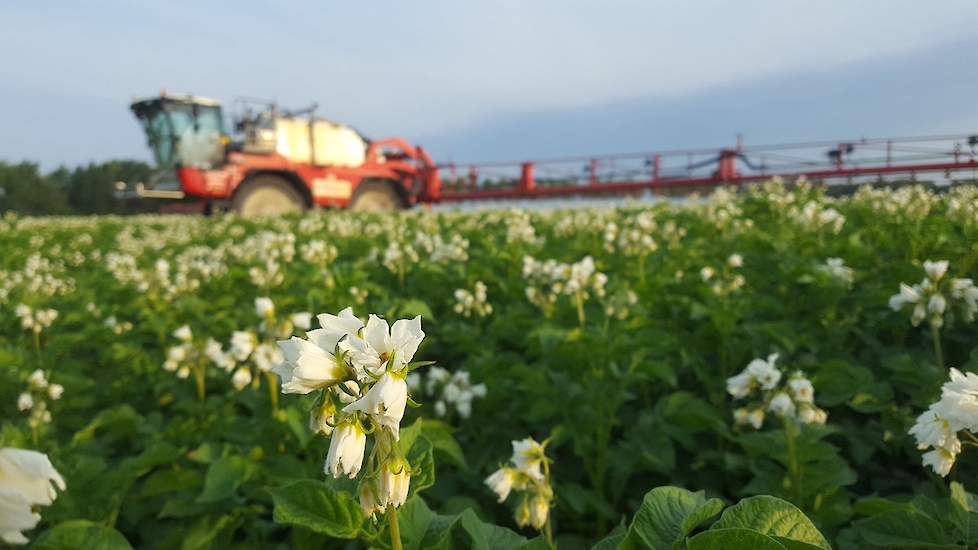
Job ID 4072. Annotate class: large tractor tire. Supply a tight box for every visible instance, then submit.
[348,180,405,212]
[232,174,307,218]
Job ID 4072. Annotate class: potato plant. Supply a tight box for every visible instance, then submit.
[2,181,978,549]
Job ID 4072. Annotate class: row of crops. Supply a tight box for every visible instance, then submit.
[2,182,978,549]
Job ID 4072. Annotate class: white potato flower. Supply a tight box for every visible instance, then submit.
[889,283,921,312]
[46,384,63,401]
[274,337,346,394]
[340,315,424,377]
[0,448,66,545]
[16,394,33,412]
[343,372,408,440]
[231,368,253,390]
[255,297,275,318]
[768,392,796,417]
[818,257,854,286]
[324,421,366,479]
[746,354,782,390]
[788,376,814,404]
[922,447,956,477]
[309,399,338,436]
[529,495,550,530]
[908,367,978,476]
[252,343,284,372]
[309,307,364,352]
[747,408,765,429]
[230,331,257,361]
[290,312,313,331]
[173,325,193,343]
[924,260,949,281]
[726,372,753,399]
[27,370,47,390]
[511,438,546,482]
[379,457,410,508]
[485,467,518,503]
[359,482,386,519]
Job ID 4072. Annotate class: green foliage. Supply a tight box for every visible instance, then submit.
[609,487,832,550]
[838,482,977,549]
[269,480,364,539]
[619,487,723,549]
[29,520,133,550]
[3,183,978,547]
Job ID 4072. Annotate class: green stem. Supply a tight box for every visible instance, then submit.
[193,364,206,402]
[638,254,646,287]
[931,323,944,368]
[783,417,801,504]
[542,458,555,548]
[388,506,403,550]
[266,372,279,412]
[32,330,41,366]
[575,291,586,327]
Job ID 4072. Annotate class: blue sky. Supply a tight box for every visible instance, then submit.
[1,1,976,168]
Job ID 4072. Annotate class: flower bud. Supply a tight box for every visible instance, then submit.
[379,457,411,508]
[515,498,531,528]
[309,399,337,436]
[231,368,253,390]
[484,467,517,503]
[325,421,366,479]
[529,495,550,530]
[359,481,386,519]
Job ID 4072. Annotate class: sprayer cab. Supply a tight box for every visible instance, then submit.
[129,94,228,170]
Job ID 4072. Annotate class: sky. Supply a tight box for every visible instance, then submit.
[1,1,977,169]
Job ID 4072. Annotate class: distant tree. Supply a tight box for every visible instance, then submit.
[63,160,154,214]
[0,161,71,215]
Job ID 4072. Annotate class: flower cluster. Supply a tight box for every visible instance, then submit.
[603,217,658,257]
[453,281,492,318]
[103,315,134,335]
[791,200,846,233]
[505,211,543,246]
[163,326,207,380]
[17,370,63,431]
[408,366,487,419]
[909,368,978,477]
[0,253,75,306]
[14,305,57,334]
[603,288,639,321]
[349,286,369,305]
[485,437,554,532]
[523,255,607,315]
[272,307,428,519]
[817,257,854,287]
[699,254,746,296]
[697,188,753,233]
[726,354,826,429]
[415,232,469,264]
[104,249,226,303]
[381,240,420,280]
[889,260,978,329]
[0,448,66,545]
[220,297,307,390]
[299,239,338,266]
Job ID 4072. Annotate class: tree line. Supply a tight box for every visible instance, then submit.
[0,160,159,216]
